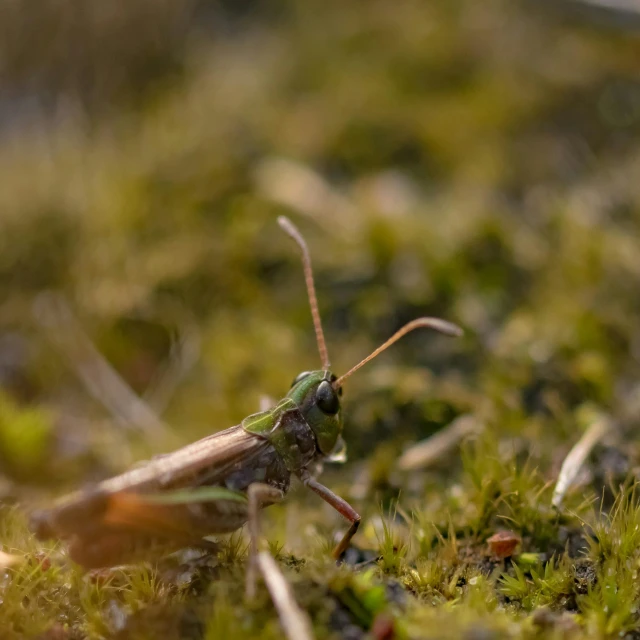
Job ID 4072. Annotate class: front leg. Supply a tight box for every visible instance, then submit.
[246,483,284,599]
[245,484,312,640]
[298,471,361,559]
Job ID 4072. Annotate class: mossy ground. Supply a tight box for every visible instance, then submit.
[1,1,640,638]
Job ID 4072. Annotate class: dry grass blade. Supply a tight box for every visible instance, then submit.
[397,414,481,471]
[552,412,612,509]
[142,322,200,415]
[256,551,314,640]
[255,157,359,235]
[33,292,169,437]
[0,550,24,568]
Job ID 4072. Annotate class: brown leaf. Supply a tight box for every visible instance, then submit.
[486,531,521,559]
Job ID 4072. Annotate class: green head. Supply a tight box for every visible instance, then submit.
[287,370,343,455]
[278,216,463,458]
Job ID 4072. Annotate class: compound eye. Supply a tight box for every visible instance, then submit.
[291,371,312,388]
[316,380,340,415]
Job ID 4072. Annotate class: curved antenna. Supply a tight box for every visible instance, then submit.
[333,317,462,388]
[278,216,331,370]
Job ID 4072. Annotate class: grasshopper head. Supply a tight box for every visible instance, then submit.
[287,370,343,456]
[278,216,462,459]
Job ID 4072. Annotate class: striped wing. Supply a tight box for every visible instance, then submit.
[98,424,271,493]
[30,425,275,566]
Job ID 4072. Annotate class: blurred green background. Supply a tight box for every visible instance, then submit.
[0,0,639,516]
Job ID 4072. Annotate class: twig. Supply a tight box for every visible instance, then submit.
[254,157,358,235]
[142,322,200,415]
[552,413,612,509]
[256,551,314,640]
[397,414,481,471]
[259,395,277,412]
[561,0,640,23]
[33,292,169,437]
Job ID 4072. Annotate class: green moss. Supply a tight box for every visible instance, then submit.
[1,0,640,637]
[576,487,640,636]
[0,391,53,480]
[499,556,574,611]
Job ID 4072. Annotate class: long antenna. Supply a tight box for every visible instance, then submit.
[278,216,331,370]
[333,317,462,388]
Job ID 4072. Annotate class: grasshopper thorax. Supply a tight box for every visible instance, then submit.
[287,370,343,456]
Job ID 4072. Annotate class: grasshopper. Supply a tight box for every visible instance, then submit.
[30,216,462,596]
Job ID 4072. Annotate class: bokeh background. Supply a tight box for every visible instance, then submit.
[2,1,640,635]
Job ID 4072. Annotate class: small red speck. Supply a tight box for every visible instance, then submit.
[372,614,395,640]
[40,623,68,640]
[487,530,521,559]
[33,552,51,571]
[87,567,117,585]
